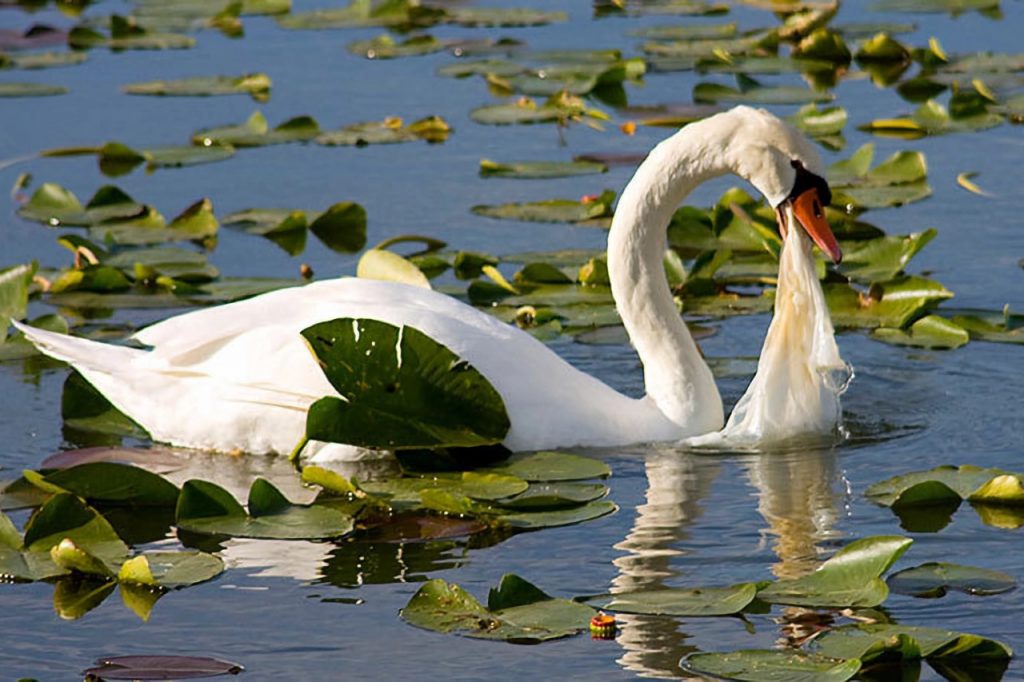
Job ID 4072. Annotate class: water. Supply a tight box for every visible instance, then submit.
[2,1,1024,679]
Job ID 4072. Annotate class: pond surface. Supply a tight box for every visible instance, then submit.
[2,0,1023,679]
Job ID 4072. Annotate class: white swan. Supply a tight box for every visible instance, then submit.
[16,106,842,462]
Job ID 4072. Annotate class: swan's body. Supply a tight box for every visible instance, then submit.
[17,106,845,461]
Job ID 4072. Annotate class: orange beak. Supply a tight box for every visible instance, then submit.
[791,187,842,264]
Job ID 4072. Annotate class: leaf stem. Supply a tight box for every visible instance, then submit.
[288,434,309,467]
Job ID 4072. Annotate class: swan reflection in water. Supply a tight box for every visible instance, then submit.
[610,443,847,679]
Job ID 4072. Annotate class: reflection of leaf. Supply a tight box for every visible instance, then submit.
[302,318,510,451]
[681,650,860,682]
[401,574,593,642]
[887,562,1016,598]
[757,536,912,607]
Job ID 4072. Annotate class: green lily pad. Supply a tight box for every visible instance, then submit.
[117,551,224,589]
[89,198,218,246]
[401,573,594,643]
[824,277,953,329]
[25,462,179,506]
[18,183,146,227]
[887,562,1016,598]
[122,73,271,100]
[69,15,196,51]
[357,472,529,507]
[0,313,69,361]
[865,465,1024,507]
[0,81,67,97]
[629,22,736,39]
[828,144,931,209]
[479,159,608,179]
[949,307,1024,344]
[872,314,970,349]
[757,536,913,607]
[224,203,365,255]
[357,249,432,288]
[585,582,758,616]
[860,99,1003,139]
[472,190,614,224]
[788,103,847,148]
[348,33,448,59]
[814,623,1012,662]
[104,246,218,282]
[175,478,354,540]
[0,262,33,342]
[480,451,611,482]
[869,0,1000,14]
[643,31,774,58]
[2,51,88,70]
[277,0,431,29]
[497,500,617,529]
[192,110,320,147]
[595,0,730,17]
[495,482,608,509]
[445,8,567,27]
[301,318,510,451]
[838,229,936,282]
[694,76,833,105]
[470,92,610,127]
[316,115,450,146]
[681,650,860,682]
[0,493,129,581]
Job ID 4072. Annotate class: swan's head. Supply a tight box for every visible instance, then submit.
[724,106,841,263]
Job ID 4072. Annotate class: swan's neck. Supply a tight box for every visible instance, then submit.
[608,127,732,435]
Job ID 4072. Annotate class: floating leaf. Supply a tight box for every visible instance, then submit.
[0,81,67,97]
[27,462,180,506]
[472,190,614,225]
[788,103,847,148]
[480,451,610,482]
[872,314,970,349]
[950,307,1024,344]
[814,623,1012,662]
[496,482,608,509]
[860,99,1002,139]
[301,318,510,451]
[316,115,450,146]
[117,551,224,589]
[175,478,354,540]
[277,0,431,30]
[828,144,931,209]
[838,229,936,282]
[192,110,319,147]
[869,0,1000,15]
[122,73,271,100]
[470,92,610,127]
[585,582,758,616]
[357,249,431,288]
[595,0,730,17]
[348,33,448,59]
[0,263,33,342]
[479,159,607,179]
[82,655,243,680]
[866,465,1024,507]
[358,472,529,507]
[825,277,953,329]
[757,536,913,607]
[694,76,833,105]
[887,562,1016,598]
[69,15,196,51]
[445,8,567,27]
[401,574,594,642]
[956,171,993,196]
[497,500,617,529]
[681,650,860,682]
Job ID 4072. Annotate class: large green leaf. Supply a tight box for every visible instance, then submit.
[828,144,932,209]
[479,451,611,482]
[401,574,594,642]
[497,500,617,529]
[872,314,970,349]
[301,318,510,450]
[17,183,145,227]
[28,462,180,507]
[0,263,34,342]
[0,493,129,581]
[865,465,1024,507]
[814,623,1012,662]
[495,482,608,509]
[681,650,860,682]
[838,230,936,282]
[584,582,758,616]
[824,277,953,329]
[887,562,1017,598]
[174,479,354,540]
[757,536,913,607]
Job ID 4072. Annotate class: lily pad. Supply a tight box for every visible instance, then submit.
[357,249,432,288]
[479,451,611,481]
[595,0,730,17]
[277,0,433,30]
[0,262,33,342]
[757,536,913,607]
[680,650,860,682]
[495,482,608,509]
[584,582,758,616]
[694,75,833,105]
[175,478,354,540]
[301,318,510,451]
[825,277,953,329]
[316,115,450,146]
[860,99,1002,139]
[838,229,937,282]
[82,655,243,680]
[357,472,529,507]
[445,8,567,27]
[401,573,594,643]
[872,314,970,349]
[192,110,320,147]
[122,73,271,101]
[479,159,608,179]
[25,462,180,506]
[470,92,610,127]
[814,623,1012,662]
[117,551,224,589]
[0,493,128,581]
[348,33,448,59]
[69,15,196,51]
[951,308,1024,344]
[497,500,617,529]
[0,81,67,97]
[829,144,932,209]
[869,0,1000,15]
[865,465,1024,507]
[887,562,1016,598]
[472,190,614,225]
